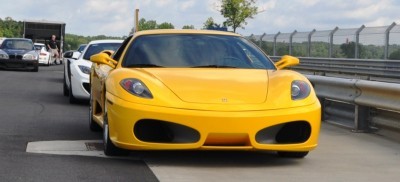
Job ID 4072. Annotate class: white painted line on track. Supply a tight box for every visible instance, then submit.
[26,140,107,158]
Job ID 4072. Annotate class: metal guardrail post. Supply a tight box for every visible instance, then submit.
[259,33,266,49]
[353,105,371,132]
[384,22,396,60]
[329,27,339,58]
[273,32,280,56]
[355,25,365,59]
[289,30,297,55]
[308,29,316,57]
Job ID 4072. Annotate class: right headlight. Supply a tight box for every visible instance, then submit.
[0,50,9,59]
[291,80,311,100]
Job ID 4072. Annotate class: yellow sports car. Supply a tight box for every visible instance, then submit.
[89,29,321,157]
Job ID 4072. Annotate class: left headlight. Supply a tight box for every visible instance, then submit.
[120,78,153,99]
[23,51,38,60]
[291,80,311,100]
[78,65,91,74]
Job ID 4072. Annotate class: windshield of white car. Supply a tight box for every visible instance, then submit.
[83,43,122,60]
[121,34,275,69]
[0,39,34,50]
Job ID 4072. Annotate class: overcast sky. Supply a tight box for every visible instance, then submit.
[0,0,399,37]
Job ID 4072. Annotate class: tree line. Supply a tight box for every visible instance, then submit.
[0,17,125,50]
[252,39,400,60]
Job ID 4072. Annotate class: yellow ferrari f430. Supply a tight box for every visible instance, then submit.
[89,29,321,157]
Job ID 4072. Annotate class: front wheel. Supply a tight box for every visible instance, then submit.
[69,80,79,104]
[32,66,38,72]
[277,151,309,158]
[63,74,69,96]
[103,111,129,156]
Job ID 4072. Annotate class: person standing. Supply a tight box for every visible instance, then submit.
[47,35,59,65]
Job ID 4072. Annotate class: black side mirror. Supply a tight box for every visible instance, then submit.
[64,51,73,58]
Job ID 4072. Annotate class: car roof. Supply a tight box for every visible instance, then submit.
[133,29,241,37]
[34,43,45,46]
[2,38,32,41]
[87,39,123,45]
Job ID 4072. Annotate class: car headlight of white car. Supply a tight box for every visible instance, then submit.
[78,65,91,74]
[0,50,9,59]
[23,51,38,60]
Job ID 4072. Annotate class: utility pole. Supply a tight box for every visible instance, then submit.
[135,9,139,32]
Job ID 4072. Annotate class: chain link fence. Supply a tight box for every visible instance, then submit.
[248,22,400,60]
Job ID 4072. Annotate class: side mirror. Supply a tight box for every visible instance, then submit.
[90,52,117,69]
[274,55,299,70]
[63,51,81,60]
[71,52,81,60]
[63,51,73,58]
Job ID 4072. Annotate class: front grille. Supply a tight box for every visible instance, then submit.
[8,55,23,60]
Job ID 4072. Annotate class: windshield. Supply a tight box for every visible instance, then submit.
[78,44,86,52]
[34,45,44,50]
[1,39,34,50]
[83,43,121,60]
[122,34,275,69]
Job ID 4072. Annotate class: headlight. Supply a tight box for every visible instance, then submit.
[0,53,9,59]
[23,51,38,60]
[78,65,91,74]
[120,78,153,99]
[291,80,311,100]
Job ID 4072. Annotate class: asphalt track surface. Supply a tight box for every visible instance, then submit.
[1,65,399,182]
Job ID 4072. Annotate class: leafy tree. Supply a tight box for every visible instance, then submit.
[182,25,195,29]
[340,41,364,58]
[157,22,174,29]
[220,0,258,33]
[129,18,175,34]
[389,49,400,60]
[203,17,221,29]
[0,17,23,38]
[138,18,157,31]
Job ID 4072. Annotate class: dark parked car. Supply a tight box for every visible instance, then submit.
[0,38,39,72]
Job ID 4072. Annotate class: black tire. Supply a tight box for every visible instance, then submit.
[277,151,309,158]
[103,111,129,156]
[89,92,102,132]
[63,74,69,96]
[69,80,79,104]
[32,66,38,72]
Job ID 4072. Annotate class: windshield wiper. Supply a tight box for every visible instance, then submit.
[125,64,164,68]
[192,65,237,68]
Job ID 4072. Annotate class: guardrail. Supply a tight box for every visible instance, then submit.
[270,56,400,84]
[269,56,400,139]
[307,75,400,139]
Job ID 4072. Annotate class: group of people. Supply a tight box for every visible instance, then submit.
[47,35,60,64]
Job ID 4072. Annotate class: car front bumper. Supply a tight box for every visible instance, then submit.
[106,92,321,152]
[0,59,38,70]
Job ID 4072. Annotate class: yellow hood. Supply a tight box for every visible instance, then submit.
[145,69,269,104]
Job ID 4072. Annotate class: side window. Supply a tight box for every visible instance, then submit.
[113,36,132,61]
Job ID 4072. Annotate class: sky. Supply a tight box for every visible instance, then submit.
[1,0,400,37]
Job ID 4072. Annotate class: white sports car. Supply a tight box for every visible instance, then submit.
[34,43,51,66]
[64,40,123,103]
